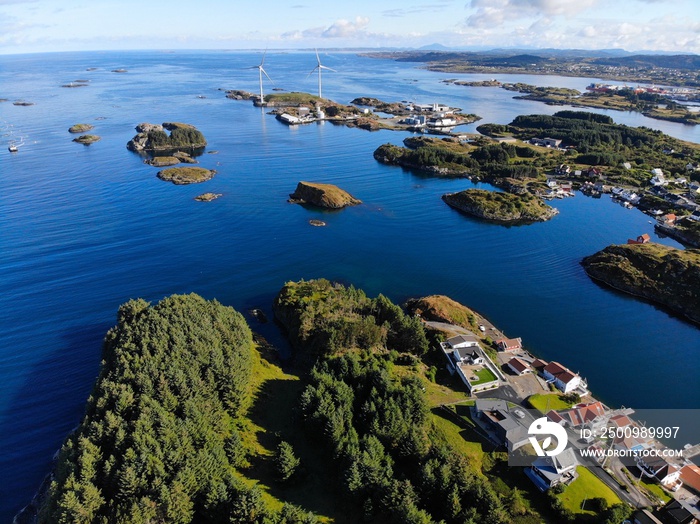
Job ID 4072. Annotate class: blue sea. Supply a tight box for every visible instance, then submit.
[1,50,699,518]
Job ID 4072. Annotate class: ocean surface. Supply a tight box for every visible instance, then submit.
[1,50,699,518]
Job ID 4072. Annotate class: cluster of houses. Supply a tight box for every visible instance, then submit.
[400,102,459,129]
[439,326,699,517]
[504,355,589,396]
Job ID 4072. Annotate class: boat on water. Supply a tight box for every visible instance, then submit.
[8,142,19,152]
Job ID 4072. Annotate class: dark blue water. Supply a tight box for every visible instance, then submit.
[1,50,699,518]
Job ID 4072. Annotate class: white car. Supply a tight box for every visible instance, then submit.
[479,325,486,332]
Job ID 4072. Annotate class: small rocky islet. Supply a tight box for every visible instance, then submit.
[68,123,94,133]
[72,134,101,145]
[289,181,362,209]
[157,167,216,185]
[194,192,223,202]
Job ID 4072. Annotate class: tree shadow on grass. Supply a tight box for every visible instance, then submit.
[243,377,355,523]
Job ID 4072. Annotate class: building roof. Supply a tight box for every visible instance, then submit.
[547,410,566,424]
[680,464,700,494]
[563,402,606,426]
[533,448,578,478]
[544,361,579,384]
[633,509,664,524]
[496,337,522,350]
[655,499,696,524]
[531,358,548,371]
[507,357,529,374]
[454,347,480,361]
[446,334,479,348]
[609,414,633,428]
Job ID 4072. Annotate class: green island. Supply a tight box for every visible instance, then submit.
[72,134,101,145]
[581,243,700,324]
[288,181,362,209]
[26,281,634,523]
[127,122,207,152]
[157,167,215,185]
[442,189,557,223]
[68,123,94,133]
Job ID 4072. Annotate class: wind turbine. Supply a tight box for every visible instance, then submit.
[247,50,273,106]
[307,49,336,100]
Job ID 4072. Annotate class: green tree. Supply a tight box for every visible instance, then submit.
[275,441,301,482]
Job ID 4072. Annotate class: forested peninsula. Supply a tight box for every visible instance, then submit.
[23,282,631,523]
[581,243,700,324]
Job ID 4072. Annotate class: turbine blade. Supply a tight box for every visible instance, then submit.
[306,67,318,79]
[261,48,267,67]
[261,68,273,83]
[320,66,337,72]
[315,48,321,64]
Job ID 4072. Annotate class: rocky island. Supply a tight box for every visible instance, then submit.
[157,167,215,185]
[127,122,206,152]
[442,189,558,223]
[194,192,222,202]
[72,134,101,145]
[581,243,700,324]
[68,123,94,133]
[288,181,361,209]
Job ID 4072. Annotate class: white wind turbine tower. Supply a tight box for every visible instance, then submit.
[308,49,336,100]
[247,50,273,106]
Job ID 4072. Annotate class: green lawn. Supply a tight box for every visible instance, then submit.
[558,467,622,516]
[472,366,498,385]
[527,393,575,412]
[429,409,492,475]
[640,477,672,504]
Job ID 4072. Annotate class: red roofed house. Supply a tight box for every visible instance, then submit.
[628,234,651,245]
[507,357,530,376]
[496,337,523,352]
[542,361,586,394]
[558,401,607,429]
[609,414,634,429]
[662,213,677,225]
[680,464,700,495]
[531,359,548,373]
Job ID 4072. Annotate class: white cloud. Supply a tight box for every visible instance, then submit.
[465,0,600,28]
[321,16,370,38]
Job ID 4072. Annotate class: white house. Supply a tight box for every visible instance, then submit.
[650,168,667,187]
[507,357,530,375]
[541,361,586,394]
[637,455,682,491]
[445,334,480,349]
[526,448,578,491]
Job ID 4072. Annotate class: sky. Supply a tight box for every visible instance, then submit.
[1,0,699,55]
